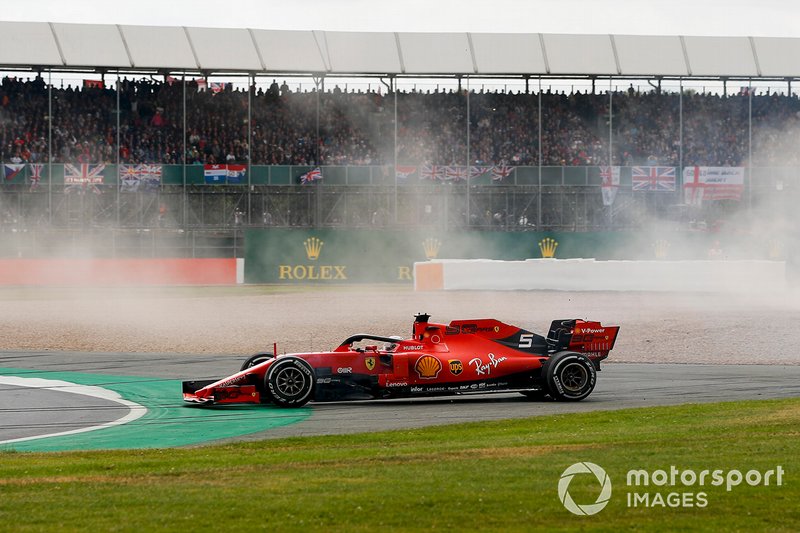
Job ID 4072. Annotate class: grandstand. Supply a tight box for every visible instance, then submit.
[0,22,798,257]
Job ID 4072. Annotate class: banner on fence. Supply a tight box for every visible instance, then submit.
[120,164,162,192]
[64,164,105,194]
[683,166,745,206]
[632,166,676,192]
[600,166,621,206]
[299,167,323,184]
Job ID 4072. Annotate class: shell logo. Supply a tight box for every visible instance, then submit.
[415,355,442,379]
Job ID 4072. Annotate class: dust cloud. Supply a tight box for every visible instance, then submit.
[0,286,798,366]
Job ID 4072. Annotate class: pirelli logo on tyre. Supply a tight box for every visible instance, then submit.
[448,359,463,376]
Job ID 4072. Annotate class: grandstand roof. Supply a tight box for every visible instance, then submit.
[0,21,797,78]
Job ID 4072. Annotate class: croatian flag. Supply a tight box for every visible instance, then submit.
[395,166,417,180]
[226,164,247,184]
[204,164,227,184]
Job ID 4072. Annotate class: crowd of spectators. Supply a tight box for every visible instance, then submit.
[2,75,800,168]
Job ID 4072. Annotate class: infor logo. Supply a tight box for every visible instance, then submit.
[558,462,612,516]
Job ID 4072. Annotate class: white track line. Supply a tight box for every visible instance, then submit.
[0,376,147,445]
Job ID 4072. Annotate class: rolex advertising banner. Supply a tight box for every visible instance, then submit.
[243,229,769,284]
[244,229,541,284]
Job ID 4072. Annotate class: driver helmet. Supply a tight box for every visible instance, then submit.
[384,335,403,352]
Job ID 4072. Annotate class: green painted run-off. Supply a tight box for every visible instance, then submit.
[0,367,310,452]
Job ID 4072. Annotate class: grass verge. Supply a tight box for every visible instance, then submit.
[0,398,797,532]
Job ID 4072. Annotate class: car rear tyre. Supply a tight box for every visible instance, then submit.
[543,351,596,401]
[240,353,274,371]
[264,356,315,407]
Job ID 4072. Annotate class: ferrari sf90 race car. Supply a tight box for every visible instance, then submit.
[183,314,619,407]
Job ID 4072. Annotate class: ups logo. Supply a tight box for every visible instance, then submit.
[449,360,463,376]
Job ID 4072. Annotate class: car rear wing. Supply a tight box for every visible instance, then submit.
[564,319,620,363]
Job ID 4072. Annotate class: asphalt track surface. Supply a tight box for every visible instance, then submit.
[1,383,124,442]
[2,350,800,447]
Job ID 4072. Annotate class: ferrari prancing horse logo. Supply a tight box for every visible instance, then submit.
[365,356,376,371]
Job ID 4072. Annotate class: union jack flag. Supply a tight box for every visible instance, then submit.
[491,166,514,181]
[444,166,467,181]
[470,166,492,179]
[299,167,322,184]
[64,163,105,194]
[632,166,676,192]
[29,163,44,191]
[420,165,445,181]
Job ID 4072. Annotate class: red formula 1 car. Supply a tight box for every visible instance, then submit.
[183,314,619,407]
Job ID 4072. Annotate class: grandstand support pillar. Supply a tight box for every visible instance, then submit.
[679,78,684,199]
[466,76,471,228]
[115,71,120,228]
[393,76,398,226]
[314,75,322,228]
[247,74,253,225]
[748,77,752,211]
[537,76,542,229]
[607,78,613,228]
[47,69,53,225]
[182,72,187,229]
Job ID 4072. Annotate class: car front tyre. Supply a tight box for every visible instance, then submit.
[240,353,274,371]
[264,356,315,407]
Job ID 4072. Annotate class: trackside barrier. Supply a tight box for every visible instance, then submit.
[0,258,240,286]
[414,258,787,292]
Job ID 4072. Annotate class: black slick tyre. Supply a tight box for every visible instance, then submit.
[543,351,596,401]
[264,356,315,407]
